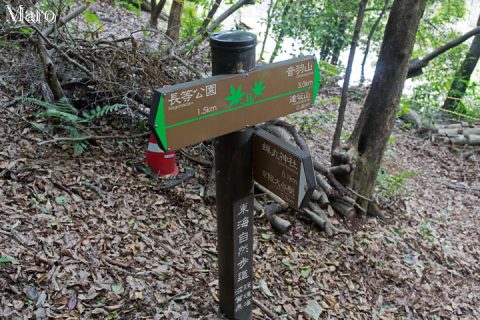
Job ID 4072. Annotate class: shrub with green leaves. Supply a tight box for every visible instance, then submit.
[318,60,342,87]
[376,168,414,200]
[116,0,142,16]
[288,111,333,136]
[181,2,203,41]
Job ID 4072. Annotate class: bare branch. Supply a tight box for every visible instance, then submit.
[42,5,89,37]
[29,24,94,78]
[183,0,253,52]
[408,26,480,78]
[197,0,223,37]
[35,35,65,100]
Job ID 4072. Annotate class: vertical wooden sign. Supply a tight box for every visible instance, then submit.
[232,195,254,318]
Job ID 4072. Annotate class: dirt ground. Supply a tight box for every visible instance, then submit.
[1,83,479,319]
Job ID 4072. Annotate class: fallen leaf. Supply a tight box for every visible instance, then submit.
[55,195,68,205]
[67,292,77,311]
[304,300,323,320]
[24,285,38,301]
[261,232,272,240]
[259,279,274,297]
[111,284,124,294]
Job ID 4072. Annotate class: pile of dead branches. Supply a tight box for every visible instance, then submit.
[1,4,202,114]
[401,109,480,146]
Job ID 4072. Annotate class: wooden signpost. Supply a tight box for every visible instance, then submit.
[148,56,320,152]
[148,31,320,320]
[253,128,316,209]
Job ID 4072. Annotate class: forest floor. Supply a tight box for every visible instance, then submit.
[1,84,479,319]
[1,4,480,319]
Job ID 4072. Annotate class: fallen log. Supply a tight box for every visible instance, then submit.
[465,134,480,145]
[399,108,480,146]
[329,164,351,176]
[267,119,310,152]
[304,206,333,237]
[315,173,335,197]
[264,203,292,234]
[330,198,355,219]
[437,134,480,145]
[464,128,480,135]
[437,128,464,136]
[254,182,289,210]
[314,161,349,196]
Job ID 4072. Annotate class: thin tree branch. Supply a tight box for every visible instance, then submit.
[183,0,253,52]
[407,26,480,78]
[197,0,223,37]
[360,0,390,84]
[331,0,368,153]
[207,0,252,34]
[29,24,94,78]
[170,52,204,78]
[259,0,278,61]
[269,0,294,63]
[42,5,89,37]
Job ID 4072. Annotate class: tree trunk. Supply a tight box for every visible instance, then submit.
[443,14,480,111]
[341,0,427,213]
[269,0,294,63]
[166,0,184,42]
[329,17,348,66]
[320,43,331,61]
[150,0,167,29]
[360,0,390,85]
[331,0,368,153]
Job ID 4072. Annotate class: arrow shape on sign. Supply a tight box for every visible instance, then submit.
[150,94,168,151]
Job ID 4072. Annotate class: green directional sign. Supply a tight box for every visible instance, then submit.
[149,56,320,151]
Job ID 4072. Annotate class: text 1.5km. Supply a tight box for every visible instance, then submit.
[197,105,218,116]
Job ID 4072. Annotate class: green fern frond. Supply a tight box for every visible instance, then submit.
[24,97,79,122]
[82,104,126,121]
[0,257,15,263]
[56,97,78,114]
[37,109,81,123]
[22,97,56,110]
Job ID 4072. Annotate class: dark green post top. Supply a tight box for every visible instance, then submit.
[210,31,257,75]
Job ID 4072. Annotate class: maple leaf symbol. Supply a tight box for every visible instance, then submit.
[225,85,244,106]
[252,80,265,96]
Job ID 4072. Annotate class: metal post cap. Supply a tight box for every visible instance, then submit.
[210,31,257,50]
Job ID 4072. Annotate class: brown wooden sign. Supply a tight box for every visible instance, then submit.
[149,56,320,151]
[253,129,316,209]
[232,195,254,317]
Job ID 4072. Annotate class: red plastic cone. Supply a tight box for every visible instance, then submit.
[145,134,179,176]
